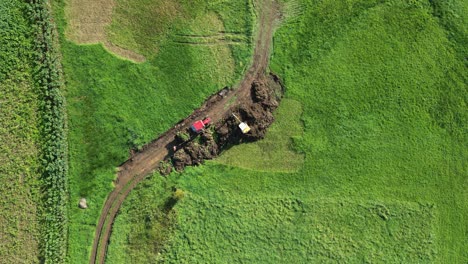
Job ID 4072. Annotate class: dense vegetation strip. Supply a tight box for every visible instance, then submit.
[0,0,41,262]
[28,0,68,262]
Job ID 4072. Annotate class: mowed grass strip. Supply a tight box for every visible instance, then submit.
[107,0,253,58]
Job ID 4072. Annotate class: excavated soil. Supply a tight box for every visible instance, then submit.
[170,74,284,172]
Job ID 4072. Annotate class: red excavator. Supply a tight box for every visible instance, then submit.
[190,117,211,133]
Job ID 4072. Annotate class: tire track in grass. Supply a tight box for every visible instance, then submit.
[90,1,282,263]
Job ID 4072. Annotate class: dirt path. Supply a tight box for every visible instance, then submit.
[89,1,281,263]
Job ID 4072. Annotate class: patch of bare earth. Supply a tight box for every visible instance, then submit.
[64,0,145,62]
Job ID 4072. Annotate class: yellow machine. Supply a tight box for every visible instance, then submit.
[232,113,251,134]
[238,122,251,133]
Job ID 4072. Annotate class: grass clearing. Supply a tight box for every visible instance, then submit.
[106,0,180,58]
[64,0,113,44]
[0,0,41,262]
[64,0,254,63]
[64,0,145,62]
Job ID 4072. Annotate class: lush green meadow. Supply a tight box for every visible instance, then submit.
[153,0,466,262]
[0,1,41,262]
[165,166,437,262]
[53,0,254,262]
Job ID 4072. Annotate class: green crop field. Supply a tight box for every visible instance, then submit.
[0,0,41,262]
[107,0,467,263]
[52,0,255,262]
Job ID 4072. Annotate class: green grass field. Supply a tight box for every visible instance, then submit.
[0,0,41,262]
[150,0,466,262]
[164,172,437,262]
[51,0,467,262]
[4,0,465,262]
[108,0,253,67]
[52,0,255,262]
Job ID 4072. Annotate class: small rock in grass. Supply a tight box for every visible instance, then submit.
[79,198,88,209]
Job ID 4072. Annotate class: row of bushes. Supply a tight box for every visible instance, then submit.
[27,0,68,263]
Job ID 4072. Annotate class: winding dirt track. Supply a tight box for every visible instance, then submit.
[89,1,281,263]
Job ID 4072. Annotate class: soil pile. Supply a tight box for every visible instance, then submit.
[172,130,219,171]
[168,73,283,173]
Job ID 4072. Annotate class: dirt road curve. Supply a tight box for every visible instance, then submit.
[89,1,281,263]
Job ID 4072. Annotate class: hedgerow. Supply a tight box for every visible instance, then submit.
[27,0,68,263]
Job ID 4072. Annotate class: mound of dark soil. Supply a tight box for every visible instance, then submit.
[216,73,283,144]
[172,130,219,171]
[166,73,283,173]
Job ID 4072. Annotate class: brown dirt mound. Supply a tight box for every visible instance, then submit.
[169,74,283,172]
